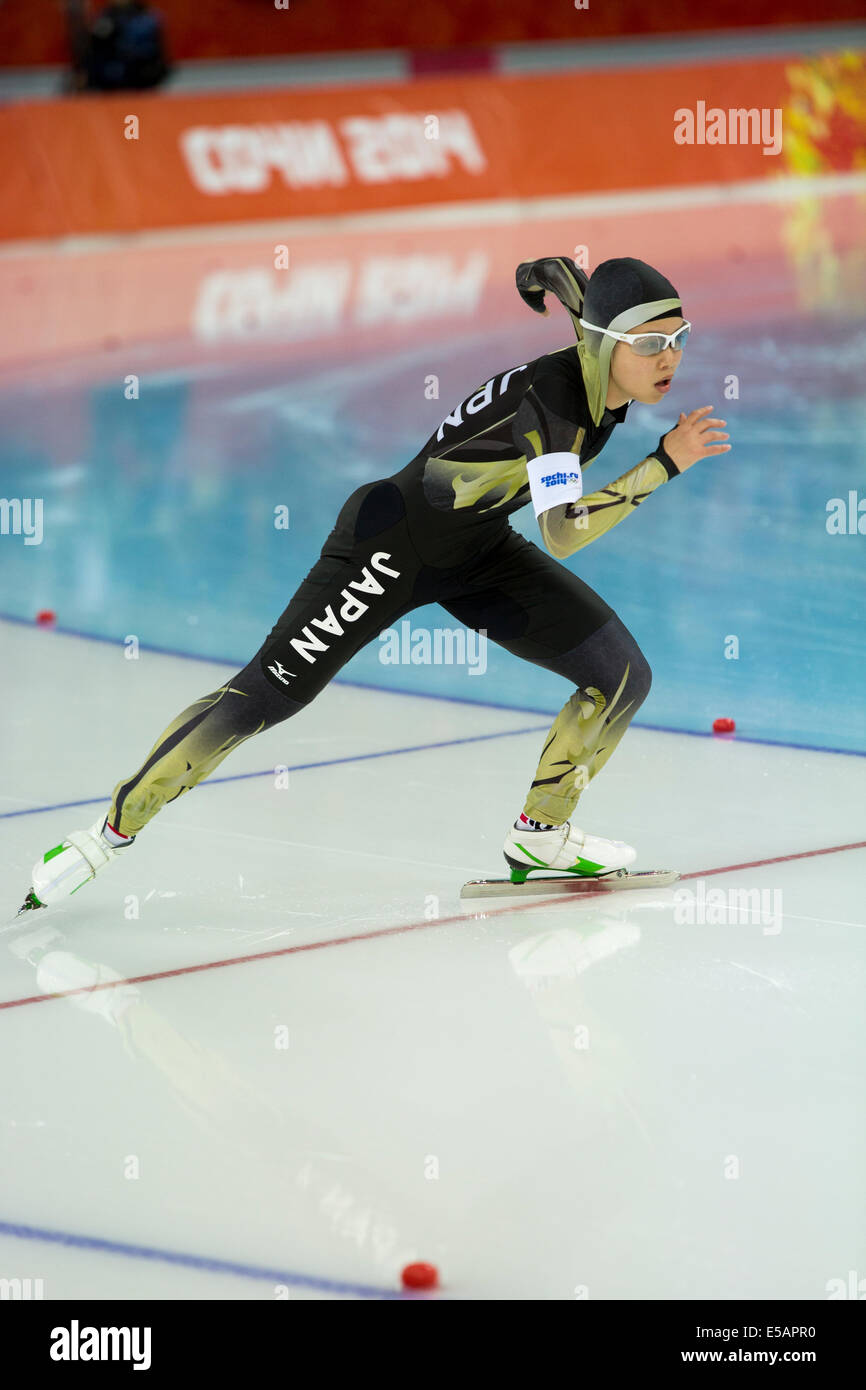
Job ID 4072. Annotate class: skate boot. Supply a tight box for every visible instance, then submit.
[17,816,135,915]
[503,816,636,884]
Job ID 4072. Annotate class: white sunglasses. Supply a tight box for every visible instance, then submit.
[578,319,692,356]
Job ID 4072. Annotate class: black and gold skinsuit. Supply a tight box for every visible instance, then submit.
[109,274,680,838]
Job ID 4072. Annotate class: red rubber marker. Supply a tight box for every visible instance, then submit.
[36,610,56,626]
[401,1262,439,1290]
[713,717,735,734]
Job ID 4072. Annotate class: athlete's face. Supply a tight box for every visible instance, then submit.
[605,316,686,408]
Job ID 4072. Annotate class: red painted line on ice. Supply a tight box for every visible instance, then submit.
[678,840,866,880]
[2,839,864,1012]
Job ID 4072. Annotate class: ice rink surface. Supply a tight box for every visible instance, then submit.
[1,178,865,1299]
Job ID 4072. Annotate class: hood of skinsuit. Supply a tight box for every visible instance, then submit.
[578,256,683,422]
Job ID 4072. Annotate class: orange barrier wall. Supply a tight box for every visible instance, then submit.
[3,0,865,67]
[4,54,864,242]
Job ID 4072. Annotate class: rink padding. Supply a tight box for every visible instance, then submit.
[1,51,863,241]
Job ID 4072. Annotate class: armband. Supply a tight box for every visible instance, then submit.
[526,452,583,518]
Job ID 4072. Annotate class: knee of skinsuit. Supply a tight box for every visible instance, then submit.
[620,635,652,709]
[232,655,306,725]
[563,615,652,711]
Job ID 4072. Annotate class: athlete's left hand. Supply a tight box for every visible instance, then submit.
[663,406,730,473]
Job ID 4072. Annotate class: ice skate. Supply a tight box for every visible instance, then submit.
[460,819,678,900]
[17,817,135,916]
[503,818,637,882]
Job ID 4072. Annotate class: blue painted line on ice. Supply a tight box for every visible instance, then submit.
[2,611,865,760]
[0,725,550,821]
[0,1218,408,1299]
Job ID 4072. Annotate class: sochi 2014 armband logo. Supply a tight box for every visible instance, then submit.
[541,471,581,487]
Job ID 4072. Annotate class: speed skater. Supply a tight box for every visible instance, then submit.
[19,254,730,914]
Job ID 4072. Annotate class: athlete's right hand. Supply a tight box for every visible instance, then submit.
[663,406,731,473]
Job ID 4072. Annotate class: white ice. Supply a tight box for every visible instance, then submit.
[1,620,864,1300]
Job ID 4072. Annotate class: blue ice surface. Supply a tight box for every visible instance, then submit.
[1,314,864,756]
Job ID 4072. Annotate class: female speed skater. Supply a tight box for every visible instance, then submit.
[18,254,730,914]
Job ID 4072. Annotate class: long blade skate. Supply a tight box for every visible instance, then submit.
[16,890,46,916]
[12,818,134,923]
[460,868,680,899]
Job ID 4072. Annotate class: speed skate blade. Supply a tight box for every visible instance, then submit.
[17,890,45,916]
[460,869,680,900]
